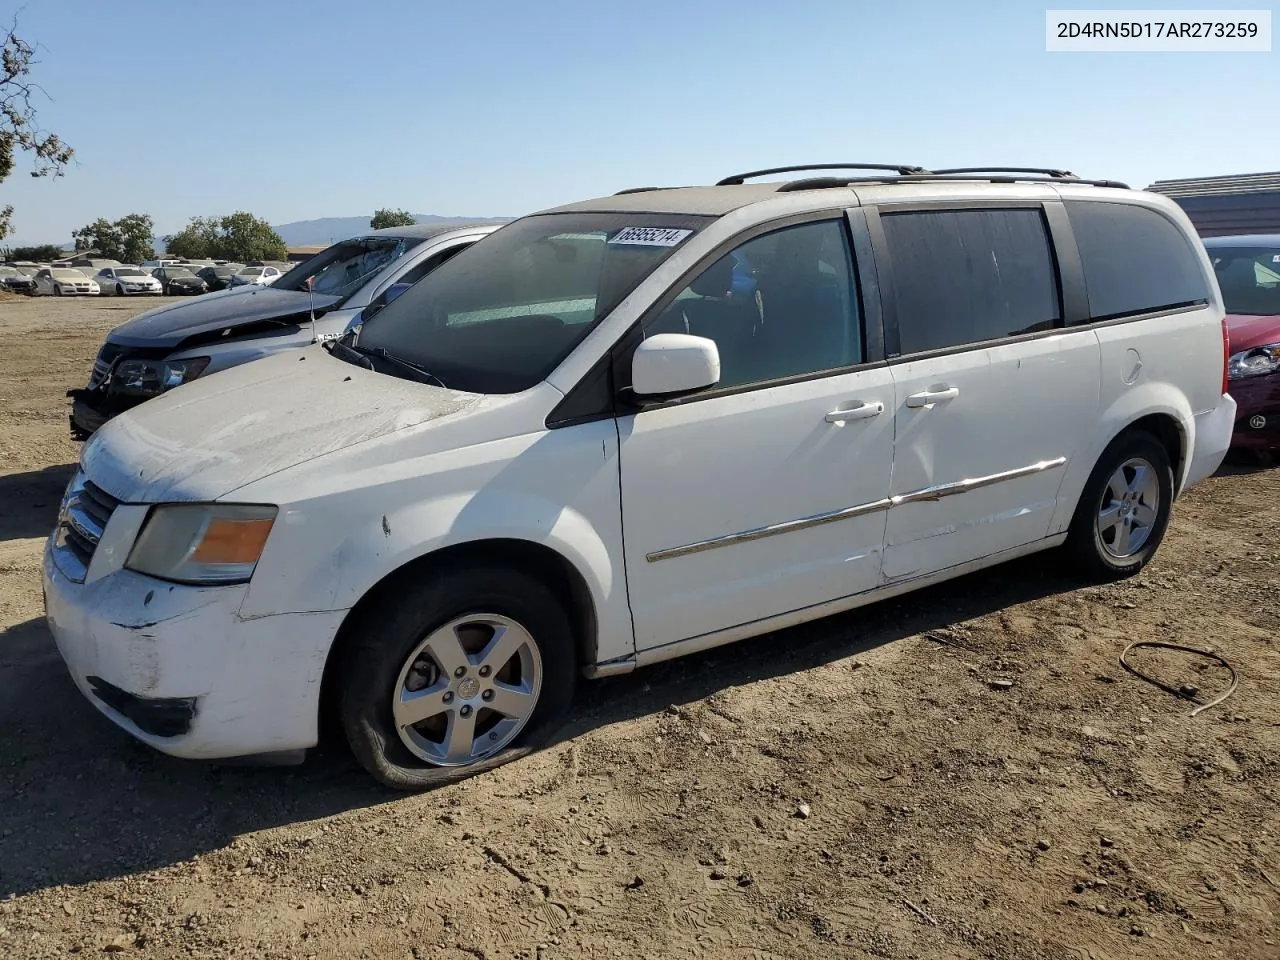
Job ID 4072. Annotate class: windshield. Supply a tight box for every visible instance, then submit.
[354,213,709,394]
[117,268,147,277]
[272,235,424,300]
[0,267,18,277]
[239,267,264,277]
[165,267,195,277]
[52,269,85,280]
[1213,247,1280,316]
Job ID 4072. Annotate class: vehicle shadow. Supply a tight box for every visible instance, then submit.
[0,550,1077,898]
[0,464,76,542]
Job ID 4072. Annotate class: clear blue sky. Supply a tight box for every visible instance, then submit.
[2,0,1275,247]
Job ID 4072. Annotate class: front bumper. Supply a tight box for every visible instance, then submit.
[43,541,346,760]
[1228,373,1280,451]
[67,388,137,440]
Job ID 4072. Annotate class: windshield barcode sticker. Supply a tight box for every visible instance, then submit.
[608,227,693,247]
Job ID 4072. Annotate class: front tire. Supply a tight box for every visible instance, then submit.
[1066,431,1173,581]
[338,566,577,790]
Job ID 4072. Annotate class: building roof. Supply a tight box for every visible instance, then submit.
[1147,171,1280,198]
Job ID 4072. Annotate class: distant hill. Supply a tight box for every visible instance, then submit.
[270,214,511,247]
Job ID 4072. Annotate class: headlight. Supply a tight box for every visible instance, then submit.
[109,356,211,396]
[1227,343,1280,380]
[126,503,277,585]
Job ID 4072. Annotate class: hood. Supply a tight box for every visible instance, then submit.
[106,286,342,348]
[81,345,480,502]
[1226,313,1280,353]
[166,275,204,285]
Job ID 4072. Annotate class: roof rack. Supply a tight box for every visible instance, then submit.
[931,166,1077,179]
[776,173,1130,192]
[717,163,927,186]
[613,186,669,195]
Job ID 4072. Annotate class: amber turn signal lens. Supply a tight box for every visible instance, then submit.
[191,517,275,565]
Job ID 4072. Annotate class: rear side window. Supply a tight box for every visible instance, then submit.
[1066,200,1209,320]
[881,208,1061,355]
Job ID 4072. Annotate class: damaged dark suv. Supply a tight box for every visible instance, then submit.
[68,221,500,438]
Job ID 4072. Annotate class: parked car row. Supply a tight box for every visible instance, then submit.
[0,260,286,296]
[39,164,1272,794]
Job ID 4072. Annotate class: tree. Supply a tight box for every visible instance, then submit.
[163,215,220,259]
[1,22,75,238]
[71,213,155,263]
[6,242,62,260]
[217,211,287,262]
[162,212,286,263]
[371,208,416,230]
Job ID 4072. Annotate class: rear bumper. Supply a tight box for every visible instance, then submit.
[1183,393,1237,491]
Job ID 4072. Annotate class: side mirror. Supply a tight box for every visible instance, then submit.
[630,333,720,398]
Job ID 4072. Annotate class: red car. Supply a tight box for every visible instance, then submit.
[1208,234,1280,462]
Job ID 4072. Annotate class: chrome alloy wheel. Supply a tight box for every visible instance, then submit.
[391,613,542,767]
[1095,457,1160,559]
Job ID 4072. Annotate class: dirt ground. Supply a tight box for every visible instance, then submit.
[0,296,1276,960]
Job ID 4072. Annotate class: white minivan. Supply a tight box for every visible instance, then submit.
[44,165,1236,788]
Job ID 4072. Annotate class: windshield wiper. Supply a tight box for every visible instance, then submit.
[345,343,447,388]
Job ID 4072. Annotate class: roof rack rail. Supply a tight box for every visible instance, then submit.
[932,166,1077,179]
[777,173,1130,192]
[613,186,669,195]
[717,163,927,186]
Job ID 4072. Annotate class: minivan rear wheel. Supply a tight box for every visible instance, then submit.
[338,566,576,790]
[1066,431,1173,580]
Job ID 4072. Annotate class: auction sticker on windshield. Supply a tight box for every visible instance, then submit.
[609,227,693,246]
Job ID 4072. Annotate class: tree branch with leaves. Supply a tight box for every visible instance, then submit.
[1,21,74,238]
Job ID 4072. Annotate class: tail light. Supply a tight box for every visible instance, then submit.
[1221,314,1231,395]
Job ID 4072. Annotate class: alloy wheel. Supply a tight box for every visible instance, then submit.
[1095,456,1160,559]
[390,613,542,767]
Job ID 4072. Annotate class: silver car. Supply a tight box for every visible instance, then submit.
[68,221,502,438]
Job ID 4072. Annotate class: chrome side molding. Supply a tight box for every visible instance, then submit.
[645,456,1067,563]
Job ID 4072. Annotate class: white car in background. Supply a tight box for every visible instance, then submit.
[228,265,283,288]
[34,267,100,296]
[95,266,163,296]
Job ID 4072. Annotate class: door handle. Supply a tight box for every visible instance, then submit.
[905,385,959,408]
[825,401,883,424]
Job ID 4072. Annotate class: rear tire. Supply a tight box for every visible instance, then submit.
[1066,431,1173,581]
[338,566,577,791]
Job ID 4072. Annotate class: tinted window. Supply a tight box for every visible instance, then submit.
[881,208,1060,355]
[1066,200,1209,320]
[642,219,862,389]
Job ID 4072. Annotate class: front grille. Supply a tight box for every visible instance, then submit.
[52,474,122,582]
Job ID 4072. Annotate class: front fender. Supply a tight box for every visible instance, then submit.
[1046,381,1193,535]
[237,419,633,664]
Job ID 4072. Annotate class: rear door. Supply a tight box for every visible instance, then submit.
[869,201,1101,582]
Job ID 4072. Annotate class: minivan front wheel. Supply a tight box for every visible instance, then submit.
[1067,432,1173,580]
[338,567,576,790]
